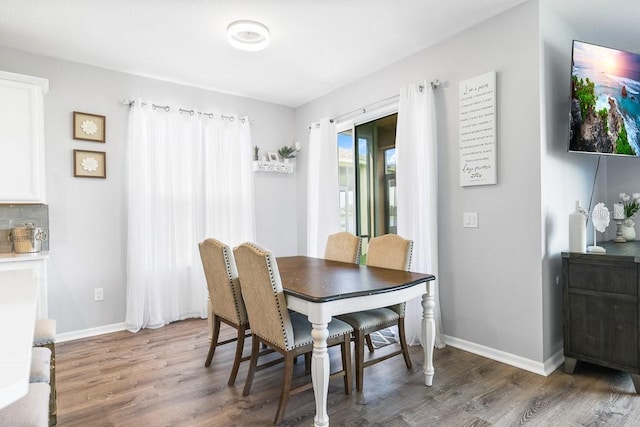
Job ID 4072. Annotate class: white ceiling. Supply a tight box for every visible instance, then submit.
[0,0,534,107]
[3,1,639,107]
[544,1,640,54]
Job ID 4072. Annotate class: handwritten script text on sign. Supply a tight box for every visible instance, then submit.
[459,71,497,186]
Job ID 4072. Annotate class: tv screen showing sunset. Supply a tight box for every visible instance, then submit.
[569,40,640,156]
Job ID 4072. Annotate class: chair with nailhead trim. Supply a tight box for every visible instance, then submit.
[336,234,414,392]
[198,238,253,386]
[324,231,361,264]
[233,242,353,425]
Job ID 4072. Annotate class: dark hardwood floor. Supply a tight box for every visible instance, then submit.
[56,318,640,426]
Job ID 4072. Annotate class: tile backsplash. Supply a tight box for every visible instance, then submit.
[0,204,49,253]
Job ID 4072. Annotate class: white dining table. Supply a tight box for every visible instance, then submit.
[277,256,436,427]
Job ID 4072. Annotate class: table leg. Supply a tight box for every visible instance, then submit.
[422,282,435,386]
[310,322,330,427]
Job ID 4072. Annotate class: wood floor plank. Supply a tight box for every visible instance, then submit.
[55,319,640,426]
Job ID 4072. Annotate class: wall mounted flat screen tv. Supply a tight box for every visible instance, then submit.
[569,40,640,156]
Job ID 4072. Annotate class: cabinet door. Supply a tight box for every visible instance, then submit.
[0,74,47,203]
[0,259,47,318]
[566,291,638,371]
[563,258,639,372]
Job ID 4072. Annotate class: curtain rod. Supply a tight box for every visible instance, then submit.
[329,79,440,124]
[121,99,248,123]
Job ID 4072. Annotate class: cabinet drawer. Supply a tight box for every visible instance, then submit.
[567,261,637,296]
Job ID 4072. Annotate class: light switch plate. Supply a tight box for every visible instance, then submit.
[463,212,478,228]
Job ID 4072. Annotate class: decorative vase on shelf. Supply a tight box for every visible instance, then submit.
[622,219,636,241]
[569,200,587,252]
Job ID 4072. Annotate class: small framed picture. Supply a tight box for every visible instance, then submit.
[73,111,106,142]
[267,152,279,162]
[74,149,106,179]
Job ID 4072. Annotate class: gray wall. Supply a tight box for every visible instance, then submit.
[293,0,636,368]
[538,3,603,362]
[295,1,550,363]
[539,1,640,362]
[0,46,297,334]
[580,13,640,236]
[3,0,625,368]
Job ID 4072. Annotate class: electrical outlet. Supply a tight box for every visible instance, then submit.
[94,288,104,301]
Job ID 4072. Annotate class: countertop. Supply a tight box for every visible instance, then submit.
[0,251,49,263]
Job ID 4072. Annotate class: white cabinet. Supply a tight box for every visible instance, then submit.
[0,269,39,410]
[0,71,49,203]
[0,254,48,319]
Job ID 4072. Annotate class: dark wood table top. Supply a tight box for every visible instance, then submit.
[276,256,435,303]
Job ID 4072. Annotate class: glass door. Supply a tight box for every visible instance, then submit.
[337,112,398,243]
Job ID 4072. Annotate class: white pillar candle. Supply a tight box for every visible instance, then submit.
[613,203,625,220]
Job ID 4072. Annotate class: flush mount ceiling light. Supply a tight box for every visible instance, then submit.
[227,20,270,51]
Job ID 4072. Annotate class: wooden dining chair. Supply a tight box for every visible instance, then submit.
[324,231,361,263]
[233,242,353,425]
[198,238,253,386]
[337,233,413,391]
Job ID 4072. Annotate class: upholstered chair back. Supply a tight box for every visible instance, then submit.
[198,238,248,326]
[324,231,362,263]
[233,242,295,351]
[366,234,413,271]
[366,234,413,316]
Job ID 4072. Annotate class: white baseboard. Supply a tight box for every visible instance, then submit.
[443,335,564,376]
[542,348,565,375]
[57,322,127,343]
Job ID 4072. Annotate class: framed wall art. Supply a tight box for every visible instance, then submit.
[267,152,279,162]
[73,149,106,178]
[458,71,497,187]
[73,111,106,142]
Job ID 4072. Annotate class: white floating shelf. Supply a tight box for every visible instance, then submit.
[252,161,294,174]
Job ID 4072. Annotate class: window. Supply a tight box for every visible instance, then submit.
[338,129,356,233]
[337,111,398,241]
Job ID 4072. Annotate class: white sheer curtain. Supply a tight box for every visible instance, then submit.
[125,100,255,333]
[396,82,445,348]
[307,118,339,257]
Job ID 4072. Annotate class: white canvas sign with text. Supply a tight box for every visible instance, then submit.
[459,71,497,186]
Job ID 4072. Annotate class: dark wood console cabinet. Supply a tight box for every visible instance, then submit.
[562,241,640,392]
